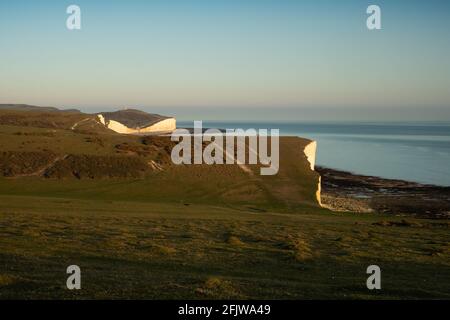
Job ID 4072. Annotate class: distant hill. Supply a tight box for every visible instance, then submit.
[0,107,102,132]
[0,105,176,134]
[0,104,80,113]
[0,105,175,134]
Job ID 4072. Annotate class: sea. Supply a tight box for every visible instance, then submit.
[178,121,450,186]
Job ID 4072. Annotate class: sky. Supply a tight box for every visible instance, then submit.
[0,0,449,121]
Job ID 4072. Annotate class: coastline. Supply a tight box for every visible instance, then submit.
[317,166,450,219]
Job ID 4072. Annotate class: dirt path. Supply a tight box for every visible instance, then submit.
[71,118,92,130]
[213,143,254,176]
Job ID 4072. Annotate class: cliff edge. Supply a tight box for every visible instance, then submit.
[303,140,322,206]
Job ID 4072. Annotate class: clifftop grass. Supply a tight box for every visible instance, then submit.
[0,112,448,299]
[0,195,448,299]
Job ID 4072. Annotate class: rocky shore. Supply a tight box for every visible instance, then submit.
[317,166,450,219]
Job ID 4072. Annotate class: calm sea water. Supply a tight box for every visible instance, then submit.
[178,121,450,186]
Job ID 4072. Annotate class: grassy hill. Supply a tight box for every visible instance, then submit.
[0,108,448,299]
[0,104,80,113]
[0,108,320,210]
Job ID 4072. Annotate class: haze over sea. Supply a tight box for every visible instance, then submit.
[179,121,450,186]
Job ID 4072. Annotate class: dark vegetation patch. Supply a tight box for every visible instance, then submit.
[84,136,104,147]
[0,151,57,177]
[142,136,179,164]
[115,136,176,164]
[373,219,450,228]
[245,206,267,213]
[43,154,151,179]
[13,131,56,137]
[141,135,176,151]
[115,143,153,157]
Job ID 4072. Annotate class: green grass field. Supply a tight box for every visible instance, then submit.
[0,114,449,299]
[0,192,448,299]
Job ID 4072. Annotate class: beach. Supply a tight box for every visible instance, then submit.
[318,166,450,219]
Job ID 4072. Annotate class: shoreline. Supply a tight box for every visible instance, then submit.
[316,166,450,219]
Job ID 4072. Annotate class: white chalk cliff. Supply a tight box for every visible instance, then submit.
[303,140,322,206]
[97,109,176,134]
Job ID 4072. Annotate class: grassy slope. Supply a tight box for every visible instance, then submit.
[0,119,449,299]
[0,195,448,299]
[0,122,320,211]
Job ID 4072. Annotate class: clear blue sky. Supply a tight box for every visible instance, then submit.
[1,0,449,121]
